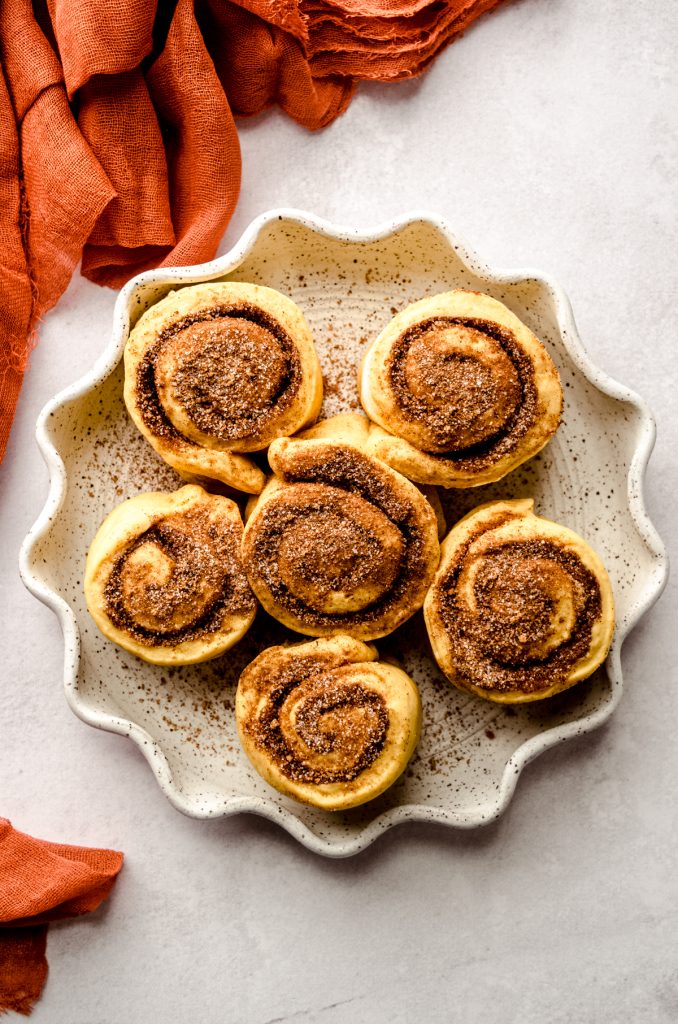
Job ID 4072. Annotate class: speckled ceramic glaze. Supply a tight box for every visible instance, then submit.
[20,211,668,857]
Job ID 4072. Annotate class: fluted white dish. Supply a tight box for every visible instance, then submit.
[20,210,668,857]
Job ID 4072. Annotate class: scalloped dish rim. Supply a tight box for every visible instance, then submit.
[19,209,669,857]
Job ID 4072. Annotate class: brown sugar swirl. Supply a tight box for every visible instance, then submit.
[236,635,422,810]
[360,290,563,488]
[241,413,441,641]
[424,499,615,703]
[124,283,323,494]
[85,485,256,665]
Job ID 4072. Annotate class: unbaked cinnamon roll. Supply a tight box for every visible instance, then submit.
[84,485,256,664]
[236,635,421,810]
[424,499,615,703]
[124,282,323,493]
[241,413,440,640]
[359,290,563,487]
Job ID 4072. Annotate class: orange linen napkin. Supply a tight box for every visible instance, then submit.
[0,0,507,464]
[0,819,123,1016]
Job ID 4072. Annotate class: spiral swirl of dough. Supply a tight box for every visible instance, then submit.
[85,485,256,665]
[124,283,323,494]
[424,499,615,702]
[241,413,440,641]
[236,635,421,809]
[360,290,562,488]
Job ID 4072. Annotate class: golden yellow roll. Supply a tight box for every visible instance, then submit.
[423,498,615,703]
[241,413,440,641]
[124,282,323,494]
[359,290,563,488]
[85,485,257,665]
[236,635,421,810]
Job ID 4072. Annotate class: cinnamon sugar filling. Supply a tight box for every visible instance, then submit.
[387,317,538,469]
[134,305,301,449]
[104,507,255,646]
[245,446,430,629]
[244,659,389,784]
[436,526,602,694]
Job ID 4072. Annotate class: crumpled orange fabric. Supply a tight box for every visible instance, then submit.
[0,0,506,462]
[0,819,123,1016]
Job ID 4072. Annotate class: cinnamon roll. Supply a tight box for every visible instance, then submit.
[424,499,615,703]
[236,635,421,810]
[84,485,256,664]
[359,290,563,487]
[124,282,323,493]
[241,413,440,640]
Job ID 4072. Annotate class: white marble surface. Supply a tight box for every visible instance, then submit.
[1,0,676,1020]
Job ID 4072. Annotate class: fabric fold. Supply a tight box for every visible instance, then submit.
[0,819,124,1017]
